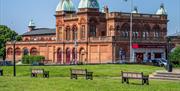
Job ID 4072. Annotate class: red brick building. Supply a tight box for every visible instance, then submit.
[6,0,168,64]
[168,32,180,47]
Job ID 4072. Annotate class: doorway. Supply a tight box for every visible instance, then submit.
[136,53,144,63]
[57,48,62,64]
[66,48,71,64]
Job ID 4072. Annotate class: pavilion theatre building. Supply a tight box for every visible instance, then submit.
[6,0,168,64]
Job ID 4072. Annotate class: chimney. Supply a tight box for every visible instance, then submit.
[28,20,36,31]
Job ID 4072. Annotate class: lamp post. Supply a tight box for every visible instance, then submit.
[166,37,172,72]
[129,0,133,63]
[123,0,133,62]
[74,30,78,64]
[13,39,16,76]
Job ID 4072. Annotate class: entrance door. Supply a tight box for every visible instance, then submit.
[136,53,144,63]
[57,49,62,64]
[79,48,85,63]
[154,53,162,58]
[66,48,71,64]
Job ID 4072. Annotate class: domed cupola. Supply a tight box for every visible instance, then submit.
[56,0,75,12]
[78,0,100,9]
[156,3,167,15]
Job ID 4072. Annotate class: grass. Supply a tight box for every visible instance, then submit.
[1,64,163,77]
[0,77,180,91]
[0,64,180,91]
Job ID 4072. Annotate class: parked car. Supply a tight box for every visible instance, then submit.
[159,58,168,67]
[152,58,168,67]
[32,62,44,66]
[0,60,13,66]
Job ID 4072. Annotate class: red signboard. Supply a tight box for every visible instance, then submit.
[132,43,166,48]
[132,44,139,49]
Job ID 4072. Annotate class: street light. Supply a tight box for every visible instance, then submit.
[166,37,172,72]
[74,30,78,65]
[13,38,16,76]
[123,0,134,62]
[129,0,133,63]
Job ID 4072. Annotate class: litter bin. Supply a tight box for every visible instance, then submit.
[0,69,3,76]
[167,64,173,72]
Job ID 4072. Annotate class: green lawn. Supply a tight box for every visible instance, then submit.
[1,64,163,77]
[0,64,180,91]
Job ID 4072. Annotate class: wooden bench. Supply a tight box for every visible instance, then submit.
[31,69,49,78]
[121,71,149,85]
[70,69,93,80]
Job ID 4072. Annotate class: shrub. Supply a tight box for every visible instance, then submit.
[169,47,180,67]
[22,55,45,64]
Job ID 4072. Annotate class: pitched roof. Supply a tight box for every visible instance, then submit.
[22,28,56,36]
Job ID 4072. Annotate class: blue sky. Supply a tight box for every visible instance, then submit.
[0,0,180,35]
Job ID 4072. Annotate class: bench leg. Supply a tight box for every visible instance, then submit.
[75,75,77,79]
[142,79,149,85]
[70,74,73,79]
[43,73,49,78]
[31,73,37,77]
[126,78,129,84]
[71,74,77,79]
[122,78,124,83]
[147,79,149,85]
[86,75,93,80]
[142,79,144,85]
[146,79,149,85]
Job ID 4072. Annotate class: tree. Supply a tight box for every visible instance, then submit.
[169,47,180,66]
[0,25,21,60]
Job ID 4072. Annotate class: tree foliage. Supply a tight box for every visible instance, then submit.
[169,47,180,66]
[0,25,21,59]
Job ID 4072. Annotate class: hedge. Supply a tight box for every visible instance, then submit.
[22,55,45,64]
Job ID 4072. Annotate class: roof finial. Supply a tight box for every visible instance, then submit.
[28,19,36,31]
[132,6,138,13]
[28,19,35,27]
[156,3,167,15]
[160,3,164,9]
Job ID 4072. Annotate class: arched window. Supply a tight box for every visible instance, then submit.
[116,25,120,32]
[57,48,62,64]
[144,24,151,39]
[66,26,71,41]
[116,25,121,36]
[41,37,45,41]
[72,48,76,61]
[15,48,21,55]
[66,48,71,64]
[23,48,29,55]
[80,25,85,39]
[153,25,161,38]
[30,47,38,55]
[24,38,29,41]
[72,25,78,41]
[89,24,96,37]
[89,17,97,37]
[57,27,62,40]
[132,24,141,39]
[121,23,129,38]
[7,48,13,55]
[79,48,85,62]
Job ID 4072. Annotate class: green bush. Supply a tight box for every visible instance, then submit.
[22,55,45,64]
[169,47,180,67]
